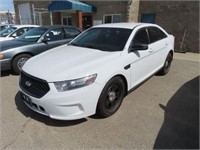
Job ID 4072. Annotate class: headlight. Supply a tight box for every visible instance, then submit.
[0,54,4,59]
[54,74,97,92]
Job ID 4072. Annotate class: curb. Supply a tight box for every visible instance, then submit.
[174,52,200,63]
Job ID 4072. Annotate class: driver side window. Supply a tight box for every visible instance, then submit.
[133,28,149,45]
[11,27,30,38]
[44,28,64,42]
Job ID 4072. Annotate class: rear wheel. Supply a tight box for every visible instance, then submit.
[157,52,173,75]
[12,54,31,74]
[96,77,126,118]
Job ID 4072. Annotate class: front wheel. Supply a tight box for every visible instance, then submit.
[12,54,31,74]
[96,76,126,118]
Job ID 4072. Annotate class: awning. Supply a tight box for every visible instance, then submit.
[48,0,96,12]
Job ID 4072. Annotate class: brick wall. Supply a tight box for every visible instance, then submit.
[86,1,128,23]
[14,0,140,27]
[139,1,199,53]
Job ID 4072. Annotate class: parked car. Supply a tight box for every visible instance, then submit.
[19,23,174,120]
[0,25,81,74]
[0,25,39,41]
[0,24,13,31]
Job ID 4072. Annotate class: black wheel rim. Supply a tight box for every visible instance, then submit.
[165,54,172,72]
[105,82,122,110]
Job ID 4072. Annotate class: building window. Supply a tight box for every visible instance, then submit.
[141,13,156,23]
[104,14,121,24]
[34,12,41,25]
[62,17,72,25]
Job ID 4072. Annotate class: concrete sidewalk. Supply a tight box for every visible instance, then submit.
[174,52,200,63]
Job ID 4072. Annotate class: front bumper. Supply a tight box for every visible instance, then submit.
[20,82,103,120]
[0,59,11,71]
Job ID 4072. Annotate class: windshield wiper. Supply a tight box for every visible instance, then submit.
[69,43,104,51]
[82,44,95,49]
[81,44,104,51]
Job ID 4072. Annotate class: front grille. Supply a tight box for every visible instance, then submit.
[20,71,50,98]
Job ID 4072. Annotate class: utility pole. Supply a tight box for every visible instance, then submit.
[7,10,10,24]
[7,10,13,24]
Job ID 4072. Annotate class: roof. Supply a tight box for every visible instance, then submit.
[12,25,39,28]
[41,25,78,29]
[48,0,96,12]
[0,24,14,26]
[93,22,154,29]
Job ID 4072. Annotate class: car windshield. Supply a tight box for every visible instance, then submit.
[0,27,17,37]
[17,27,48,42]
[0,25,7,31]
[70,27,132,52]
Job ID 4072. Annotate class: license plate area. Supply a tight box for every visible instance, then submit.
[21,92,33,106]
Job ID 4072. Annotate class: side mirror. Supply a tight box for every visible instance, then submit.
[11,35,17,38]
[130,44,148,51]
[11,33,17,38]
[42,37,50,43]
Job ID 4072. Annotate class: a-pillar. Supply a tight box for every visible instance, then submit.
[76,10,83,29]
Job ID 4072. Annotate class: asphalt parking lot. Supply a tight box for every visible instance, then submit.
[0,53,199,149]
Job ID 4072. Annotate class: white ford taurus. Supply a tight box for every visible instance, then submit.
[19,23,174,120]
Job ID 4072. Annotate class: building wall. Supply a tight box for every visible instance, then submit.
[14,0,52,25]
[13,1,20,24]
[127,0,140,22]
[60,12,77,26]
[60,1,137,28]
[86,1,128,23]
[14,0,140,27]
[139,1,199,53]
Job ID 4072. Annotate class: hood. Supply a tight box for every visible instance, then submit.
[23,45,121,82]
[0,39,34,52]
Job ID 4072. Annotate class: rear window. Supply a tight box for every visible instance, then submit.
[148,27,167,43]
[64,27,81,38]
[0,27,16,37]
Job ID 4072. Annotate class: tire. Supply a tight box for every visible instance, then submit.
[12,54,31,74]
[157,52,173,75]
[96,76,126,118]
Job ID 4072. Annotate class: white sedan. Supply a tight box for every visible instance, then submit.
[0,25,39,41]
[20,23,174,120]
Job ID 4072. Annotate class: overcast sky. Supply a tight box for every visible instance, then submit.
[0,0,14,12]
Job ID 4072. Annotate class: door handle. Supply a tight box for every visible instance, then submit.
[149,49,153,53]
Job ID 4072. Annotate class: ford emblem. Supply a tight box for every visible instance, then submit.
[25,81,32,87]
